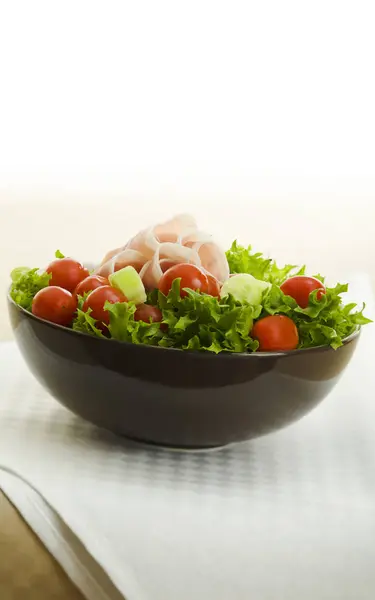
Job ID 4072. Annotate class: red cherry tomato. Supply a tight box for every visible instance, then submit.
[134,304,168,332]
[205,272,221,297]
[82,286,127,325]
[158,263,209,297]
[280,276,326,309]
[134,304,163,323]
[74,275,108,297]
[32,286,77,326]
[251,315,299,352]
[46,258,89,293]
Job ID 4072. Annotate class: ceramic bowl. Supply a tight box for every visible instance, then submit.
[8,295,360,448]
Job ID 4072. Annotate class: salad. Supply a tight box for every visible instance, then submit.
[9,214,371,353]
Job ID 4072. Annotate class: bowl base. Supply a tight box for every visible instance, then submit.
[119,432,233,453]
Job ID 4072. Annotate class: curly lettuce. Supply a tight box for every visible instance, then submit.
[226,240,305,284]
[100,281,260,353]
[226,240,371,349]
[261,283,371,349]
[72,307,106,338]
[10,267,51,311]
[155,280,260,353]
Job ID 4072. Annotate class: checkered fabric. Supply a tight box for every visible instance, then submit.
[0,275,374,600]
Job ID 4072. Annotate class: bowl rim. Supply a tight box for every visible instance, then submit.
[7,292,361,359]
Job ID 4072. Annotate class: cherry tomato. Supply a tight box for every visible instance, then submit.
[134,304,168,332]
[251,315,299,352]
[74,275,108,297]
[280,276,326,309]
[205,272,221,297]
[32,286,77,326]
[158,263,209,297]
[46,258,89,293]
[82,286,127,325]
[134,304,163,323]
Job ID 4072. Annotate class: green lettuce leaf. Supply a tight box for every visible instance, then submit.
[226,240,305,284]
[102,281,260,353]
[105,301,163,346]
[155,280,259,353]
[227,241,371,349]
[9,268,51,311]
[70,277,372,353]
[76,292,91,309]
[262,283,372,349]
[72,308,105,338]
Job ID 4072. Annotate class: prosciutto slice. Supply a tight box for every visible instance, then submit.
[153,214,197,243]
[97,249,148,278]
[96,214,229,288]
[180,231,230,282]
[139,242,201,289]
[125,214,197,259]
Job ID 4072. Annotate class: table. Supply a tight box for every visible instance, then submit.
[0,490,84,599]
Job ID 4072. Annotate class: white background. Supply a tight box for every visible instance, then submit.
[1,1,374,336]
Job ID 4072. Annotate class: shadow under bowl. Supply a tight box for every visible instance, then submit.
[7,295,360,449]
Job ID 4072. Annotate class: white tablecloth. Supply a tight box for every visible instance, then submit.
[0,274,374,600]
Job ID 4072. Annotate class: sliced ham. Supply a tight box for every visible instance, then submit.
[154,214,197,243]
[140,242,201,289]
[159,259,181,273]
[178,229,213,247]
[96,249,148,277]
[126,214,197,259]
[179,230,230,282]
[99,246,122,266]
[124,227,160,260]
[96,213,230,289]
[195,241,230,283]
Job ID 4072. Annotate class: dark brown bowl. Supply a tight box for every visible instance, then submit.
[7,295,360,449]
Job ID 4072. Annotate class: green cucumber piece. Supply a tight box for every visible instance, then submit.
[109,266,146,304]
[220,273,271,305]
